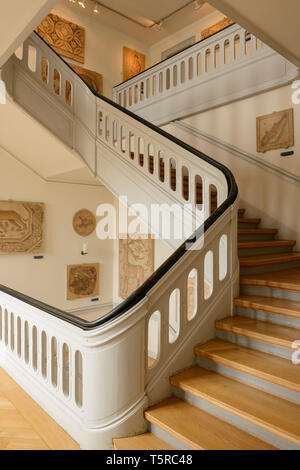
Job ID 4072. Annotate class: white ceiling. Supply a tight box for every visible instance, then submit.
[58,0,217,45]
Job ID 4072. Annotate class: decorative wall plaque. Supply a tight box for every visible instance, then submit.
[201,17,234,40]
[119,236,154,299]
[256,109,294,153]
[73,209,96,237]
[36,13,85,64]
[123,47,146,81]
[70,64,103,94]
[0,201,44,253]
[67,263,99,300]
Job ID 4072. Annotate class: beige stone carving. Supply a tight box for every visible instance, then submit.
[67,263,99,300]
[256,108,294,153]
[201,17,234,40]
[36,13,85,64]
[0,201,44,253]
[123,47,146,81]
[70,64,103,95]
[119,236,154,299]
[72,209,96,237]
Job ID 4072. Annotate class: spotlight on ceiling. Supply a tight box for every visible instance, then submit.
[68,0,76,3]
[157,20,163,31]
[194,0,204,10]
[93,1,100,13]
[78,0,86,8]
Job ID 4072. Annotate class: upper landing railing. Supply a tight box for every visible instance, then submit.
[112,24,298,125]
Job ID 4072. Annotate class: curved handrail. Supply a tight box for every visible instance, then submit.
[0,33,238,330]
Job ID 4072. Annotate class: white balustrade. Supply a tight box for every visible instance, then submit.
[112,24,298,126]
[0,31,240,449]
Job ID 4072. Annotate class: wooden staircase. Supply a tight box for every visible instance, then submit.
[114,208,300,450]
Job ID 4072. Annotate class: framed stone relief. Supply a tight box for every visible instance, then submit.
[67,263,99,300]
[123,47,146,81]
[256,109,294,153]
[119,236,154,299]
[36,13,85,64]
[0,201,44,254]
[201,17,234,40]
[70,64,103,94]
[73,209,96,237]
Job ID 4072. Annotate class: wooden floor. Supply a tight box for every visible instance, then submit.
[0,368,80,450]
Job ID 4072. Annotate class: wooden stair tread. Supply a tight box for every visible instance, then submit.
[238,240,296,249]
[238,209,245,215]
[170,367,300,446]
[238,228,278,235]
[216,316,300,349]
[145,397,274,450]
[195,339,300,392]
[235,295,300,319]
[240,268,300,291]
[113,433,174,450]
[238,218,261,225]
[239,252,300,267]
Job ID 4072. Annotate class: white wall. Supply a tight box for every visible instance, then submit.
[182,85,300,177]
[0,146,115,311]
[150,9,224,66]
[163,84,300,247]
[52,1,150,97]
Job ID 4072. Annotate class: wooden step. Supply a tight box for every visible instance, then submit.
[113,433,174,450]
[238,240,296,249]
[238,218,261,225]
[238,209,246,216]
[235,295,300,319]
[239,252,300,267]
[145,397,274,450]
[216,316,300,350]
[238,228,278,236]
[195,339,300,393]
[170,367,300,447]
[240,268,300,292]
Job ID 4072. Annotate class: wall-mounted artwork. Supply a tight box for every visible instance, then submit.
[0,201,44,253]
[256,109,294,153]
[123,47,146,81]
[201,17,234,40]
[67,263,99,300]
[70,64,103,94]
[73,209,96,237]
[119,236,154,299]
[36,13,85,64]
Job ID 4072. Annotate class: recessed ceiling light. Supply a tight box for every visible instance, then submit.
[93,1,100,13]
[194,0,203,10]
[78,0,86,8]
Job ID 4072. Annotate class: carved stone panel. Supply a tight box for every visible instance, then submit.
[119,236,154,299]
[67,263,99,300]
[123,47,146,81]
[256,108,294,153]
[36,13,85,64]
[0,201,44,254]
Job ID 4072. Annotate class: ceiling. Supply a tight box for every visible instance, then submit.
[58,0,217,45]
[207,0,300,68]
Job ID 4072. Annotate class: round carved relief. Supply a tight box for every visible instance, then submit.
[72,209,96,237]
